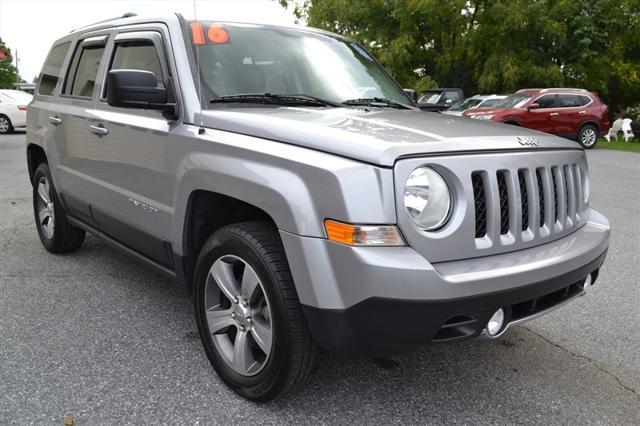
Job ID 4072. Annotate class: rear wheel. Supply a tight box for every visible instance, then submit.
[194,222,318,402]
[32,163,85,253]
[578,124,599,149]
[0,115,13,134]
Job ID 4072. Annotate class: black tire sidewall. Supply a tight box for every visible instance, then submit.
[579,124,598,149]
[194,226,293,400]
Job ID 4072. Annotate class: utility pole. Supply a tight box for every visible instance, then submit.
[15,49,19,89]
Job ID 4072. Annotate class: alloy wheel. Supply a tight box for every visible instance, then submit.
[581,128,597,147]
[0,117,9,133]
[36,176,55,239]
[204,255,273,376]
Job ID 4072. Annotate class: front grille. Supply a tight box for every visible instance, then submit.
[472,172,487,238]
[518,170,529,231]
[472,163,584,242]
[497,171,510,235]
[551,167,560,222]
[536,168,545,227]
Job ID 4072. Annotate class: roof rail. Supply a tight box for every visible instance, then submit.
[539,87,588,93]
[70,13,138,33]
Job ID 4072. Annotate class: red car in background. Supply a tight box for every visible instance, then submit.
[463,88,610,148]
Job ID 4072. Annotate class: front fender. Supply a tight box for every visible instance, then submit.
[170,126,396,254]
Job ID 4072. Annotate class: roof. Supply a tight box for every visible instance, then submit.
[68,13,335,39]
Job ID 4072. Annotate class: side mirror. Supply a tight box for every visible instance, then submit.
[527,103,540,111]
[107,70,175,116]
[445,99,453,105]
[403,88,417,102]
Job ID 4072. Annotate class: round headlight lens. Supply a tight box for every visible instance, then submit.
[404,167,452,230]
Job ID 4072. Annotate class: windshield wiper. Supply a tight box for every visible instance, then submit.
[210,93,341,107]
[342,97,411,109]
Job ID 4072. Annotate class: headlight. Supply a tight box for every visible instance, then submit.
[473,114,494,120]
[404,167,452,230]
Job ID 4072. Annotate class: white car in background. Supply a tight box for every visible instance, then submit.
[0,90,33,134]
[442,94,507,116]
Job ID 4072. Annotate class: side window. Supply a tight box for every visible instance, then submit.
[109,40,164,88]
[536,95,557,108]
[578,95,592,106]
[557,94,582,108]
[38,42,71,96]
[64,43,105,98]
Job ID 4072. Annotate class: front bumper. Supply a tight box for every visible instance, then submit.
[280,209,609,355]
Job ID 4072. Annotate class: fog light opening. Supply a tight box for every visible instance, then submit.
[486,308,506,337]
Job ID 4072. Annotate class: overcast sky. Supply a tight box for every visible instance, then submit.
[0,0,297,83]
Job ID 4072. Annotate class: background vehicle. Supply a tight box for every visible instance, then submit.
[441,94,507,116]
[463,88,610,148]
[0,89,32,134]
[26,15,609,402]
[416,88,464,111]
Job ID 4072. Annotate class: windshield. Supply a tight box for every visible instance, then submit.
[186,22,411,107]
[417,91,441,104]
[496,94,531,108]
[448,98,482,111]
[479,98,503,108]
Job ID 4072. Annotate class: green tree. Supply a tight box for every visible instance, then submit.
[0,38,18,89]
[279,0,640,111]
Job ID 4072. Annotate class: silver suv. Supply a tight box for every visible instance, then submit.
[26,14,610,402]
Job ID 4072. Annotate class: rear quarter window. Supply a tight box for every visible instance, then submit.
[38,42,71,96]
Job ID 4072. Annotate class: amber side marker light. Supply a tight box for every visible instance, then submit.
[324,220,406,246]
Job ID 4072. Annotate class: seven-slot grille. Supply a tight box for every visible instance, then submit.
[472,163,585,242]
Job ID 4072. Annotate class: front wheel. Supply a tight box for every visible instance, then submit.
[578,124,599,149]
[194,222,318,402]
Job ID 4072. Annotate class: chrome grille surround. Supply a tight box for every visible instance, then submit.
[394,149,589,263]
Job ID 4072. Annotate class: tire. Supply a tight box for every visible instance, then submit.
[32,163,86,253]
[578,124,599,149]
[194,221,318,402]
[0,115,14,134]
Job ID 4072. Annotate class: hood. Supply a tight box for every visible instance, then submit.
[196,107,578,166]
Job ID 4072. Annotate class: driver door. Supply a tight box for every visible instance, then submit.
[85,27,180,267]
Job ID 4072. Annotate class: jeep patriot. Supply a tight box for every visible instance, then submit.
[26,14,610,401]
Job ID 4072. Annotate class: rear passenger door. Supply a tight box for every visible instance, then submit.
[555,94,591,137]
[53,34,108,228]
[86,27,180,268]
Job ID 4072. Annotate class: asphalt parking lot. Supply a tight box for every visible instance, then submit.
[1,132,639,424]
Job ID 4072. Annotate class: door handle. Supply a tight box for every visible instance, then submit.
[89,124,109,136]
[550,112,559,116]
[48,116,62,125]
[578,111,586,114]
